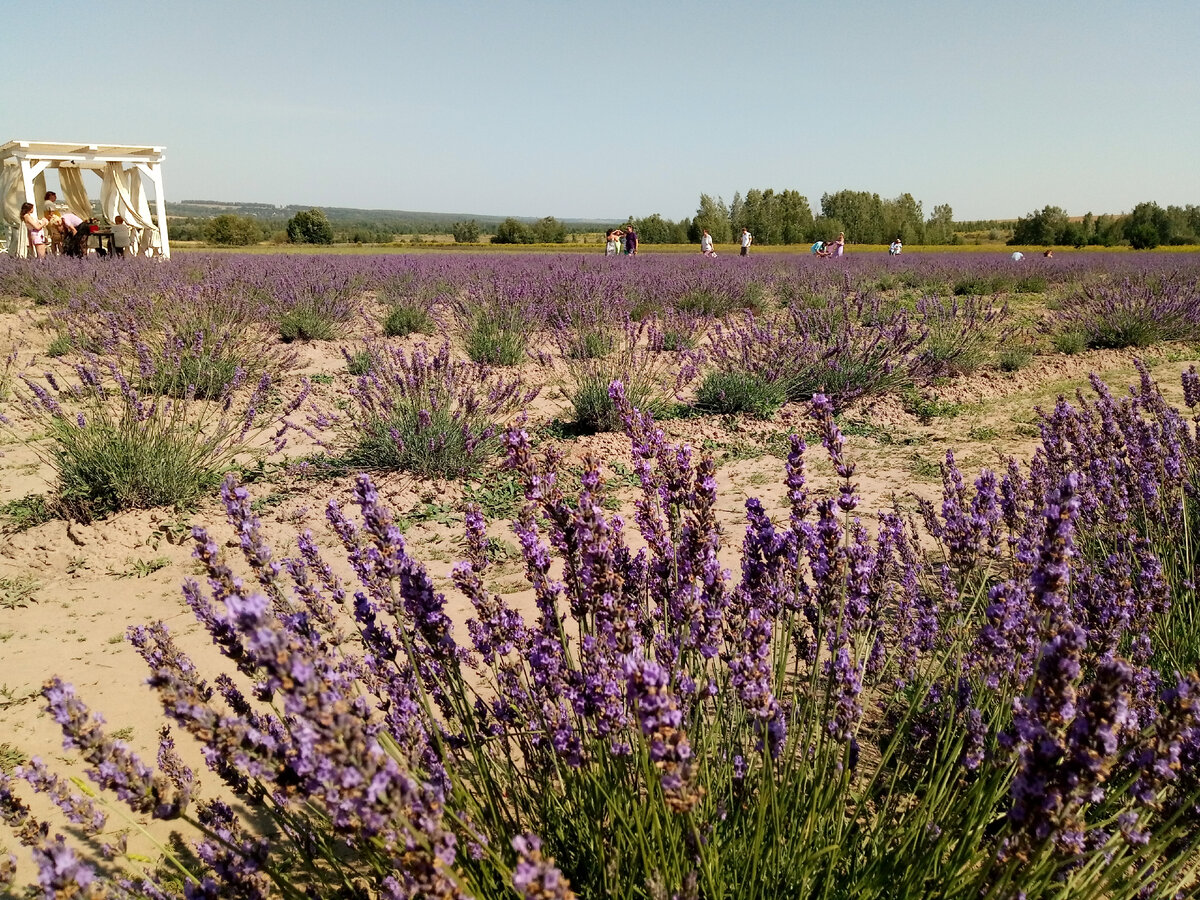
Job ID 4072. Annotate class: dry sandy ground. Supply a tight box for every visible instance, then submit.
[1,291,1198,885]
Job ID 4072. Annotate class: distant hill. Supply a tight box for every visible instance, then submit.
[166,201,614,230]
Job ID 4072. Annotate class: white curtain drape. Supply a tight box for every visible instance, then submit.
[101,163,160,255]
[126,171,160,254]
[57,166,94,219]
[1,164,29,258]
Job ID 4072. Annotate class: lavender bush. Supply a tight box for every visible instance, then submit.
[3,378,1199,898]
[914,294,1011,376]
[697,294,929,410]
[1,354,298,520]
[561,319,675,432]
[1055,273,1200,349]
[343,340,538,477]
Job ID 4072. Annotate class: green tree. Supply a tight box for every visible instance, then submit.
[491,217,532,244]
[286,208,334,244]
[778,190,814,244]
[691,194,731,243]
[883,193,924,244]
[633,213,681,244]
[531,216,567,243]
[728,193,745,238]
[1125,202,1170,249]
[925,203,954,245]
[1010,205,1069,246]
[203,214,263,246]
[820,190,886,244]
[451,220,480,243]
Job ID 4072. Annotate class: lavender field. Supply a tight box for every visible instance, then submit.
[2,250,1200,899]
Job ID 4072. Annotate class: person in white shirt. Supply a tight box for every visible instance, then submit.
[700,229,714,256]
[889,237,902,255]
[112,216,132,258]
[740,228,752,256]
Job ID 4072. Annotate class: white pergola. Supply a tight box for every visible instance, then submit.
[1,140,170,258]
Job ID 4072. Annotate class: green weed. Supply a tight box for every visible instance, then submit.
[0,576,39,609]
[695,371,786,419]
[0,494,53,532]
[1053,330,1088,355]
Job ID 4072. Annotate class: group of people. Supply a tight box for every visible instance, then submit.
[810,232,847,258]
[19,190,131,259]
[605,226,639,256]
[699,228,755,257]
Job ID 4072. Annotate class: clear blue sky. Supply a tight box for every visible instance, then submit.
[6,1,1198,221]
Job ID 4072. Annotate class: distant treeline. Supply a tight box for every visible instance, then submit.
[1009,203,1200,249]
[167,194,1200,248]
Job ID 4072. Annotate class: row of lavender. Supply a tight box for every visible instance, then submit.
[3,252,1200,519]
[2,366,1199,898]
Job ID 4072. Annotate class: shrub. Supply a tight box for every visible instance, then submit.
[1055,274,1200,350]
[279,302,338,342]
[451,219,480,243]
[344,340,536,477]
[45,328,99,358]
[1053,329,1087,354]
[491,217,533,244]
[564,322,672,432]
[700,296,929,410]
[459,299,536,366]
[139,313,279,401]
[203,214,263,246]
[383,303,435,337]
[1014,274,1049,293]
[286,207,334,244]
[6,358,291,520]
[995,345,1035,371]
[0,493,53,531]
[344,348,374,375]
[915,295,1009,377]
[695,369,786,418]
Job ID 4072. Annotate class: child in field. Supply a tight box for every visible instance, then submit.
[889,237,902,255]
[47,209,65,255]
[21,203,48,258]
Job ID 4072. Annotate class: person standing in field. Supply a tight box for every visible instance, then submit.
[889,236,902,255]
[112,216,132,258]
[605,229,621,256]
[21,203,49,258]
[624,225,638,256]
[829,232,845,257]
[700,229,714,256]
[740,228,753,256]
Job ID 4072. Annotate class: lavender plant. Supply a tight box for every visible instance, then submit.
[561,319,674,432]
[698,294,929,410]
[5,380,1199,898]
[914,294,1010,377]
[2,354,298,520]
[343,339,538,477]
[1055,273,1200,349]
